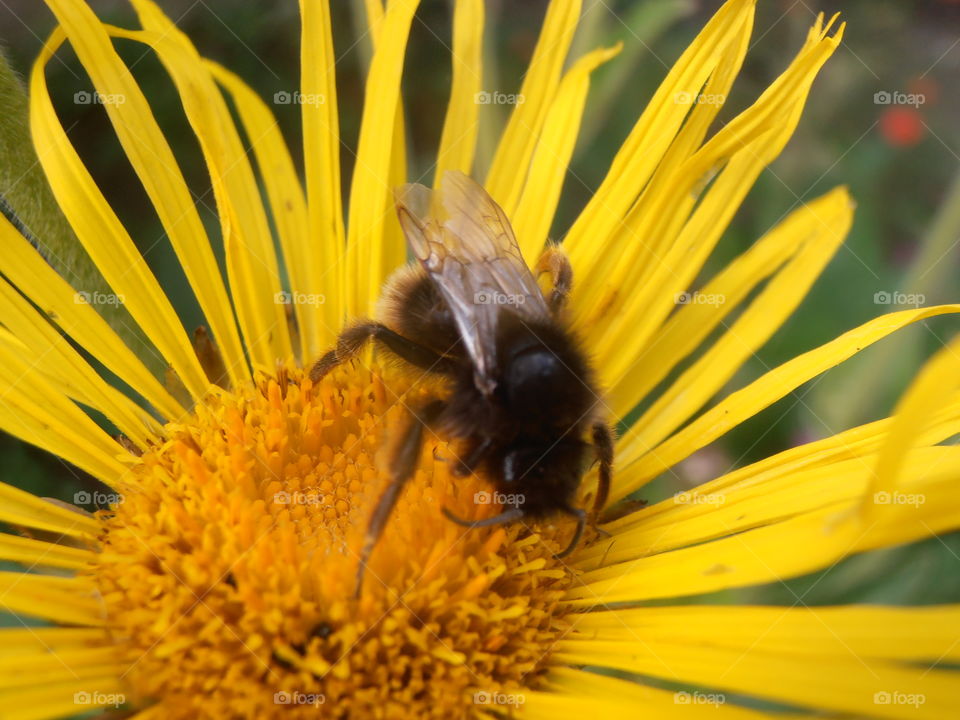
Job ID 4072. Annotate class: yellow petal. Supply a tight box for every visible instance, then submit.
[0,573,104,626]
[0,281,159,448]
[300,0,346,346]
[485,0,581,216]
[0,482,99,538]
[125,0,293,370]
[571,604,960,663]
[614,304,960,500]
[206,61,324,363]
[0,340,134,486]
[617,186,852,438]
[571,447,960,604]
[555,638,958,720]
[433,0,484,182]
[511,44,621,262]
[0,533,96,571]
[40,0,249,389]
[0,215,185,422]
[29,27,210,401]
[344,0,420,318]
[865,334,960,519]
[0,678,127,720]
[563,0,755,270]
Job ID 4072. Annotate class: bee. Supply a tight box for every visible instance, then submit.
[310,171,613,593]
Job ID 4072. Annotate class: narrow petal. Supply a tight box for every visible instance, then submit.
[207,61,322,363]
[300,0,346,346]
[555,637,958,719]
[511,44,621,262]
[0,341,134,486]
[0,533,96,571]
[40,0,249,388]
[0,678,127,720]
[125,0,293,370]
[614,190,845,416]
[485,0,581,216]
[433,0,484,182]
[0,573,104,626]
[570,449,960,604]
[0,482,99,538]
[614,305,960,500]
[563,0,755,270]
[344,0,420,318]
[0,280,159,448]
[29,29,210,401]
[0,216,185,422]
[571,604,960,663]
[865,334,960,518]
[618,186,851,439]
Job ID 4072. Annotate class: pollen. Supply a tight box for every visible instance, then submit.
[89,364,576,718]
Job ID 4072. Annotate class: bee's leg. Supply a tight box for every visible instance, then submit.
[554,506,587,559]
[442,505,524,528]
[590,422,614,521]
[452,436,493,477]
[535,245,573,314]
[355,399,446,597]
[310,321,454,382]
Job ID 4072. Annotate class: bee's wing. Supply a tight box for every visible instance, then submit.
[394,171,550,393]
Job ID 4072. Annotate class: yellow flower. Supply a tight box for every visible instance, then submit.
[1,0,959,718]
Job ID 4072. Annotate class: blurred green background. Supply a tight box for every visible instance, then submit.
[1,0,959,607]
